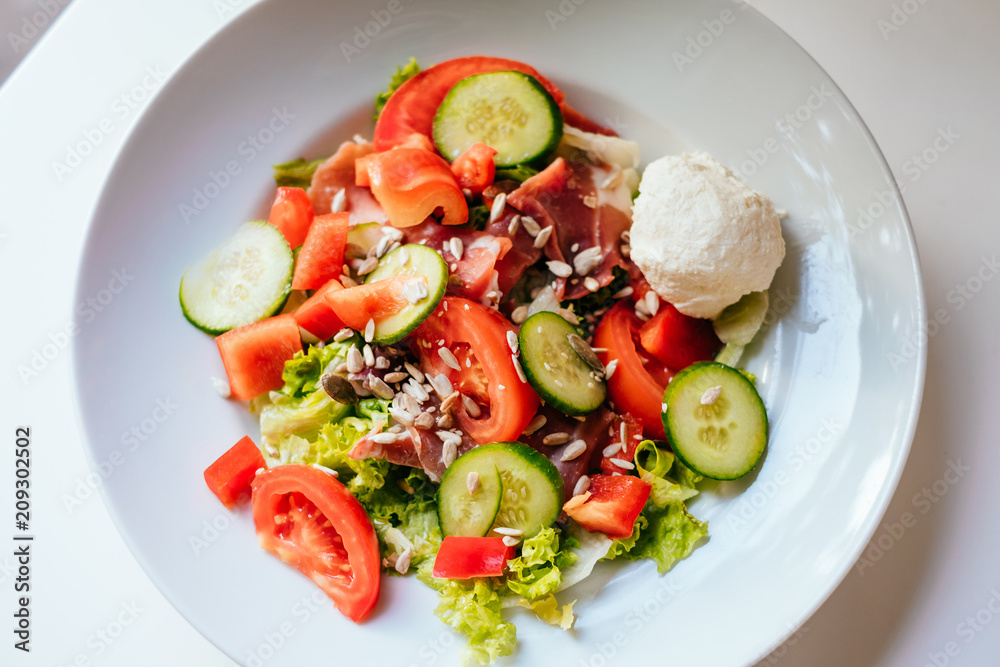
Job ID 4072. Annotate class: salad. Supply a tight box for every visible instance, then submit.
[185,55,785,664]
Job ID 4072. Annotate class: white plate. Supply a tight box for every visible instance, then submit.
[72,0,925,664]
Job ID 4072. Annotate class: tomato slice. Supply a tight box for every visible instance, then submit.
[252,465,380,622]
[268,186,314,248]
[355,148,467,228]
[203,435,265,509]
[291,212,350,291]
[432,536,515,579]
[599,413,644,476]
[373,56,566,152]
[450,142,497,195]
[413,297,539,443]
[563,474,651,539]
[638,301,721,371]
[593,301,668,438]
[322,275,425,331]
[216,314,302,400]
[293,278,346,340]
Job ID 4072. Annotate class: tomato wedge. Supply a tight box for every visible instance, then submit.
[355,148,467,228]
[252,465,380,622]
[450,142,497,195]
[216,314,302,400]
[638,301,721,371]
[593,301,669,438]
[432,536,515,579]
[293,278,346,340]
[323,275,425,331]
[268,186,314,248]
[203,435,265,509]
[413,297,539,443]
[291,212,350,291]
[563,474,651,539]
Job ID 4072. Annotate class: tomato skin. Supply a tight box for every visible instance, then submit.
[216,314,302,400]
[373,56,565,152]
[203,435,265,509]
[322,275,425,331]
[561,103,618,136]
[268,187,314,248]
[291,213,350,290]
[599,414,644,475]
[355,148,467,228]
[432,536,515,579]
[638,302,721,370]
[252,465,380,623]
[414,298,539,443]
[293,278,346,340]
[563,474,651,540]
[450,142,497,195]
[593,302,667,438]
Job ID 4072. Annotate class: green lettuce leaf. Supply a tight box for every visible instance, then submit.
[605,501,708,574]
[280,340,356,398]
[272,157,326,188]
[373,57,421,120]
[516,595,575,630]
[505,527,578,601]
[429,579,516,666]
[633,440,701,508]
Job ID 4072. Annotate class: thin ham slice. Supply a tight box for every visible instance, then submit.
[401,221,513,302]
[522,405,616,500]
[309,141,389,225]
[507,158,632,300]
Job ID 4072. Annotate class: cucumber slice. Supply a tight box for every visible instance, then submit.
[364,243,447,344]
[346,222,383,256]
[437,443,564,538]
[179,221,293,334]
[662,361,768,480]
[518,311,606,416]
[713,291,769,345]
[433,71,563,167]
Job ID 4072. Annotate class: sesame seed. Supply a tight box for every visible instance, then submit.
[533,225,553,249]
[461,394,481,418]
[584,277,601,292]
[512,355,527,383]
[573,476,591,496]
[357,256,379,276]
[502,535,521,547]
[489,192,506,224]
[523,414,547,435]
[449,237,464,261]
[363,344,375,367]
[506,330,519,354]
[508,214,521,235]
[331,188,347,213]
[493,526,523,537]
[645,291,660,316]
[605,359,619,379]
[346,346,364,373]
[438,347,461,371]
[521,215,541,236]
[404,362,425,383]
[467,471,480,494]
[701,385,723,406]
[511,305,529,324]
[609,457,635,470]
[542,432,571,446]
[547,260,573,278]
[334,328,354,342]
[211,376,231,398]
[364,318,375,342]
[561,440,587,461]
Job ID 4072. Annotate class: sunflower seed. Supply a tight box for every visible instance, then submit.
[397,247,409,266]
[604,358,619,379]
[404,378,430,402]
[389,407,415,426]
[340,275,358,288]
[331,188,347,213]
[508,214,521,235]
[461,394,482,417]
[560,440,587,461]
[506,330,519,354]
[620,230,631,243]
[609,457,635,470]
[512,355,527,383]
[357,256,379,276]
[573,246,603,275]
[440,391,460,414]
[375,234,393,259]
[369,376,395,400]
[375,356,390,369]
[442,439,458,467]
[533,225,553,249]
[211,376,231,398]
[521,215,541,236]
[364,318,375,342]
[312,463,339,477]
[384,372,409,384]
[645,290,660,316]
[523,414,547,435]
[265,444,279,457]
[449,237,464,261]
[414,412,434,429]
[700,385,723,406]
[573,476,591,496]
[346,347,364,373]
[461,187,473,202]
[542,432,571,446]
[603,442,623,457]
[584,277,601,292]
[334,363,349,374]
[612,286,634,300]
[467,471,480,494]
[438,347,461,371]
[571,242,580,253]
[511,305,529,324]
[371,431,399,444]
[558,308,579,325]
[403,362,425,383]
[334,328,355,342]
[620,244,631,258]
[430,373,454,399]
[502,535,521,547]
[568,334,604,373]
[547,260,573,278]
[436,412,455,429]
[493,526,523,537]
[322,373,360,405]
[582,194,597,208]
[489,192,507,224]
[363,344,375,367]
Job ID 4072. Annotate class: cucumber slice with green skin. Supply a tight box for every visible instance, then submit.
[433,71,563,168]
[179,221,293,334]
[437,442,564,538]
[438,463,503,539]
[346,222,383,256]
[662,361,768,481]
[518,311,606,416]
[364,243,448,344]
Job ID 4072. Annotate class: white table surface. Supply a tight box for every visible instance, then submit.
[2,0,997,665]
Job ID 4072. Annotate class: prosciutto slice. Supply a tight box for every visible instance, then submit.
[507,158,632,300]
[402,221,512,302]
[522,405,616,500]
[309,140,389,224]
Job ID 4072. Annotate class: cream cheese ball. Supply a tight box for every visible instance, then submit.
[630,152,785,319]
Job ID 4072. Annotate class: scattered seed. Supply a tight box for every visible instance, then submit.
[440,390,460,413]
[322,373,360,404]
[369,376,395,400]
[612,286,634,300]
[603,442,623,457]
[533,225,553,249]
[604,359,619,380]
[609,457,635,470]
[364,318,375,342]
[334,328,354,342]
[371,431,399,444]
[547,260,573,278]
[645,290,660,316]
[438,347,461,371]
[489,192,507,224]
[331,188,347,213]
[357,256,379,276]
[508,214,521,235]
[413,412,434,429]
[461,187,473,201]
[312,463,339,477]
[506,330,519,354]
[394,546,412,575]
[461,394,482,418]
[384,372,408,384]
[375,234,393,259]
[389,407,415,426]
[567,334,604,374]
[346,347,364,373]
[584,277,601,292]
[375,356,390,369]
[523,414,547,435]
[573,476,591,496]
[502,535,521,547]
[542,432,572,446]
[442,439,458,467]
[701,385,723,406]
[467,471,480,494]
[449,237,464,261]
[436,412,455,429]
[558,308,580,325]
[620,244,631,258]
[511,305,529,324]
[493,526,523,537]
[404,378,430,402]
[521,215,541,236]
[571,242,580,252]
[560,440,587,461]
[573,246,603,275]
[340,275,358,288]
[363,344,375,367]
[620,230,631,243]
[334,362,349,374]
[582,194,597,208]
[397,247,409,266]
[404,362,425,383]
[211,376,231,398]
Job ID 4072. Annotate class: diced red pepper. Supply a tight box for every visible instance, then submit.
[638,301,721,371]
[432,536,516,579]
[600,413,644,475]
[563,474,651,540]
[268,187,314,248]
[204,435,266,509]
[449,142,497,195]
[216,314,302,400]
[293,278,346,340]
[291,212,350,290]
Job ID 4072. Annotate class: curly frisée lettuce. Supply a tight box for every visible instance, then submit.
[605,502,708,574]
